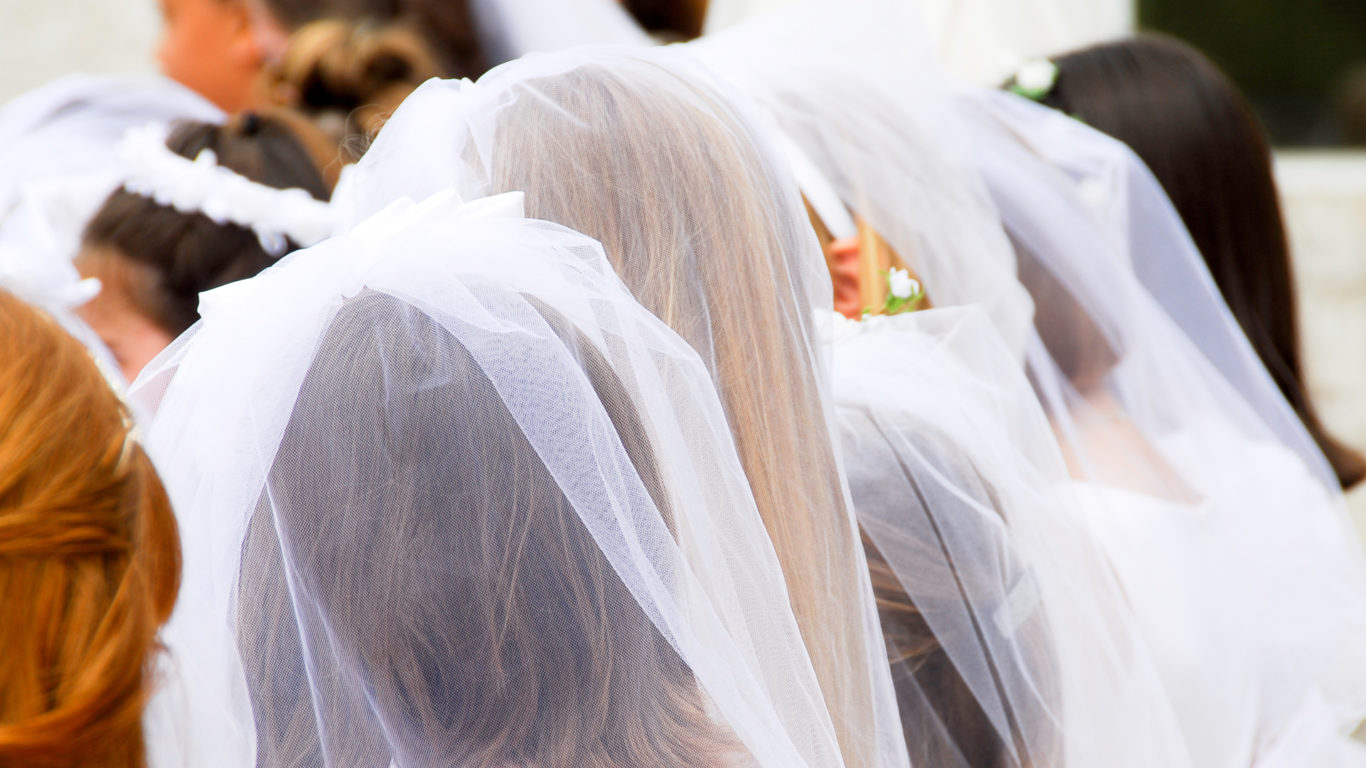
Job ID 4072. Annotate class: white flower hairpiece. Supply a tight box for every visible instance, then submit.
[1010,59,1060,102]
[888,267,919,302]
[117,124,334,255]
[849,266,924,328]
[876,267,922,317]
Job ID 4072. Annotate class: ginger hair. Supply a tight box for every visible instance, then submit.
[0,291,181,767]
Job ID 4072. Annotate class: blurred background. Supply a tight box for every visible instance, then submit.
[1144,0,1366,147]
[1138,0,1366,536]
[3,0,1363,533]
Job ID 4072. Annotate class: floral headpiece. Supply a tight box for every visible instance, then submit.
[859,266,923,324]
[117,124,334,255]
[1009,59,1060,102]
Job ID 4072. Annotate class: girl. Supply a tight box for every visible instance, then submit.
[75,111,332,381]
[0,290,180,768]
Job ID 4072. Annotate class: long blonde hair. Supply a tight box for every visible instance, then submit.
[489,56,881,767]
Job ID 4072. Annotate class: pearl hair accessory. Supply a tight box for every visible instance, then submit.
[117,124,334,255]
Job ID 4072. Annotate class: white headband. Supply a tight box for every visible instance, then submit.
[117,124,334,255]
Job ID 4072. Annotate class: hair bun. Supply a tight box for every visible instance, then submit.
[260,19,442,155]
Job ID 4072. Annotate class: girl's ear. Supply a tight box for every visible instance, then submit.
[827,236,863,319]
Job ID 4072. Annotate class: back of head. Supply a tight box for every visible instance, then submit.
[0,291,180,767]
[844,411,1061,768]
[260,19,442,163]
[261,0,487,78]
[827,306,1207,766]
[1035,34,1366,488]
[482,51,882,766]
[621,0,709,40]
[239,290,738,765]
[80,111,331,339]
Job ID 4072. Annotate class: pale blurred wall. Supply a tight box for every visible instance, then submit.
[0,0,160,102]
[1277,152,1366,543]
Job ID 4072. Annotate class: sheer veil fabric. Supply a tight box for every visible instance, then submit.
[337,47,909,768]
[829,307,1194,767]
[0,74,224,276]
[142,46,908,767]
[961,91,1366,764]
[0,214,122,391]
[691,2,1037,362]
[0,73,223,219]
[135,189,873,766]
[692,1,1366,762]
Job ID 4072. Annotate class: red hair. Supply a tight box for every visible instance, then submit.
[0,291,180,767]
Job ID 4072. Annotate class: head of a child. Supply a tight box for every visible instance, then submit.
[157,0,487,111]
[157,0,291,112]
[76,111,331,381]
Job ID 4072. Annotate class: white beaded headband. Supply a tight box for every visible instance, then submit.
[117,124,334,255]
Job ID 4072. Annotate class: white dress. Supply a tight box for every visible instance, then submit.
[1070,421,1366,767]
[1069,480,1261,767]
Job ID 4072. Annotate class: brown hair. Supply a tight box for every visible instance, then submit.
[80,112,332,338]
[622,0,710,41]
[0,291,181,767]
[491,59,881,767]
[1028,34,1366,489]
[239,292,740,765]
[259,0,486,78]
[259,19,442,162]
[841,410,1059,768]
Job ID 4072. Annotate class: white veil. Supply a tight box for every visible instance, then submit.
[691,0,1035,359]
[0,223,121,391]
[0,75,223,263]
[830,306,1194,767]
[136,189,864,766]
[0,74,222,214]
[691,2,1366,762]
[334,46,908,767]
[961,90,1366,764]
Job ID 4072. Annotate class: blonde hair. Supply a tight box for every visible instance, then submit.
[0,291,180,767]
[490,58,881,767]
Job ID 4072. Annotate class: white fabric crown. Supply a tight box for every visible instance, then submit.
[117,124,334,255]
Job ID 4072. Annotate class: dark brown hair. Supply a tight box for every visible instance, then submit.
[80,112,331,337]
[622,0,709,41]
[843,410,1059,768]
[1029,34,1366,489]
[0,290,181,767]
[259,0,486,79]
